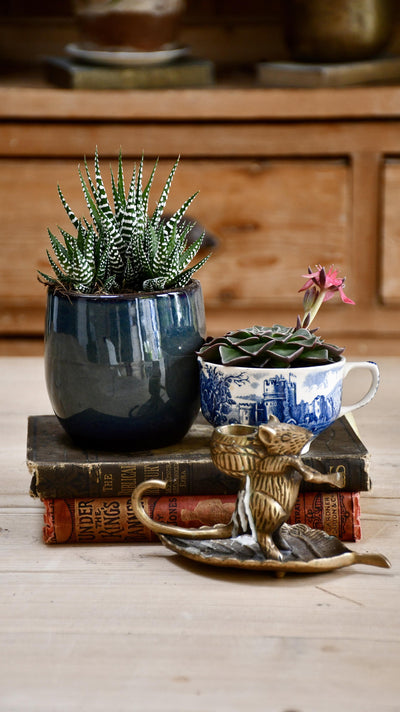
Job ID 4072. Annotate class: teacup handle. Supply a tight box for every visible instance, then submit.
[339,361,380,417]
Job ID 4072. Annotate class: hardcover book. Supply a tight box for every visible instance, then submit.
[44,56,215,90]
[256,56,400,88]
[42,491,361,544]
[27,414,371,499]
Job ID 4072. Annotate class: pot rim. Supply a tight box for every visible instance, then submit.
[47,278,201,301]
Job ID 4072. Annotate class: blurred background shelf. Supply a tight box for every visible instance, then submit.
[2,1,400,356]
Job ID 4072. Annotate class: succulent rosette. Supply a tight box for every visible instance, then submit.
[198,265,355,369]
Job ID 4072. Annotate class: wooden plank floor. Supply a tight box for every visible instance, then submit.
[1,357,399,712]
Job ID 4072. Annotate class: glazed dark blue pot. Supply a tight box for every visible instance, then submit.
[44,280,206,450]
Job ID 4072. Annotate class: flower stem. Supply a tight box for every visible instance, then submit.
[302,290,326,328]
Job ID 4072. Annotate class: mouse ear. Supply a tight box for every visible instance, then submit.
[268,414,280,424]
[258,424,276,445]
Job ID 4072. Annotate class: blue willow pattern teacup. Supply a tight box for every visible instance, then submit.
[198,356,379,435]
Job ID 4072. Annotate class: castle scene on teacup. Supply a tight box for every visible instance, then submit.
[199,364,342,434]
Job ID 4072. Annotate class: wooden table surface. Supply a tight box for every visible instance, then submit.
[1,357,399,712]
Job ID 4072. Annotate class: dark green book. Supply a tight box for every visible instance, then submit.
[256,56,400,88]
[44,56,215,90]
[27,414,370,500]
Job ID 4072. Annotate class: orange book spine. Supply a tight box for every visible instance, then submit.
[43,494,237,544]
[288,491,361,542]
[43,491,361,544]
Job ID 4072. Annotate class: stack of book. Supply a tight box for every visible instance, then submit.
[27,414,371,545]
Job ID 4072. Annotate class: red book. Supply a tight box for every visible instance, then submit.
[43,491,361,544]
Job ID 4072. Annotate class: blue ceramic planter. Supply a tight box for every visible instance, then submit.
[45,280,206,450]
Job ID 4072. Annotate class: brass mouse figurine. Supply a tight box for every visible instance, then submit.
[131,416,390,571]
[210,416,344,561]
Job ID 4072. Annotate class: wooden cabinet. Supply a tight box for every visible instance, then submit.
[2,82,400,355]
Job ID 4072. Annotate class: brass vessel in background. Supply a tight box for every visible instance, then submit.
[284,0,395,63]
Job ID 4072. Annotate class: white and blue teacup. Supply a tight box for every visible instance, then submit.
[198,356,379,435]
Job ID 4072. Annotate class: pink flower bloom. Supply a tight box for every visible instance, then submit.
[299,265,355,305]
[298,265,355,328]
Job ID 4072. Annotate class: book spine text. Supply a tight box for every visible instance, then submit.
[43,491,361,544]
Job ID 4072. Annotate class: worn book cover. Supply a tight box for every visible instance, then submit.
[28,414,371,499]
[42,491,361,544]
[257,56,400,88]
[44,56,215,90]
[29,414,236,499]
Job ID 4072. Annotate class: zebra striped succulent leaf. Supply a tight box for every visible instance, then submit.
[39,150,211,294]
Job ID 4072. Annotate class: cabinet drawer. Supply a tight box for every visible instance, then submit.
[183,159,350,309]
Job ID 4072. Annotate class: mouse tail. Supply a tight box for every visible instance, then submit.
[131,480,234,539]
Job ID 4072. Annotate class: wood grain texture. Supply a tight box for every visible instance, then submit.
[4,120,400,157]
[0,356,399,711]
[191,159,349,308]
[5,84,400,120]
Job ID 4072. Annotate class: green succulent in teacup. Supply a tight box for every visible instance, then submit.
[197,324,344,368]
[198,265,355,368]
[39,149,211,294]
